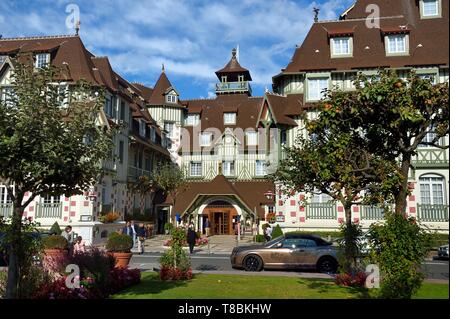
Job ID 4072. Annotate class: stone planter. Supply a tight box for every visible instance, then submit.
[43,249,68,270]
[112,252,132,268]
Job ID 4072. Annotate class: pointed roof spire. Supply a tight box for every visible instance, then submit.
[162,63,165,73]
[313,7,320,22]
[75,20,81,35]
[215,48,252,81]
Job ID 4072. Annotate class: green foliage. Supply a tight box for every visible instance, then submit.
[154,162,188,208]
[106,232,133,253]
[366,212,433,299]
[254,235,266,243]
[261,223,270,231]
[49,222,62,235]
[42,235,68,250]
[159,227,191,272]
[164,222,174,233]
[336,223,364,274]
[271,224,283,239]
[0,269,6,298]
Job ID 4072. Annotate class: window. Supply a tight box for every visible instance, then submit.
[386,35,407,55]
[43,195,61,204]
[166,94,177,104]
[190,162,202,177]
[255,160,266,176]
[312,193,333,203]
[57,84,69,107]
[420,175,445,205]
[419,125,442,147]
[222,161,235,176]
[418,73,437,84]
[200,132,212,146]
[331,37,351,56]
[246,131,258,146]
[221,76,227,83]
[150,126,156,143]
[0,186,12,204]
[104,96,113,117]
[280,130,287,145]
[307,78,329,101]
[224,113,236,125]
[1,87,14,107]
[422,0,439,17]
[185,114,200,126]
[164,122,174,138]
[139,119,146,137]
[35,53,50,68]
[120,101,126,121]
[0,56,7,64]
[119,141,124,163]
[238,75,244,82]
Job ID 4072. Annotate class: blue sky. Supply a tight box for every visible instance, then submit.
[0,0,353,99]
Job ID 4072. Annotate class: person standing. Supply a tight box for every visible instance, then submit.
[122,221,135,240]
[266,225,273,241]
[62,226,74,254]
[136,223,146,255]
[187,224,197,254]
[204,218,211,237]
[130,220,137,249]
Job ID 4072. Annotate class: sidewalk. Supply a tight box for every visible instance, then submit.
[137,234,258,255]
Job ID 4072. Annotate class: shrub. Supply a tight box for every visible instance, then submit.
[335,271,367,287]
[271,224,283,239]
[106,232,133,253]
[49,221,62,235]
[367,211,433,299]
[160,266,193,281]
[107,267,141,294]
[164,223,174,233]
[159,226,192,281]
[254,234,266,243]
[42,235,68,250]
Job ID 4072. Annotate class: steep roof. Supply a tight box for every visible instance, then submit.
[132,83,154,102]
[171,175,275,218]
[148,71,184,107]
[91,56,119,92]
[215,48,252,81]
[282,0,449,73]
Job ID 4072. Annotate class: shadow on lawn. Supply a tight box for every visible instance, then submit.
[116,272,189,297]
[302,278,372,299]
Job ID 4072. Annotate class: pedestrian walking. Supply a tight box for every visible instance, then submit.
[264,225,272,242]
[122,221,136,241]
[187,224,197,254]
[136,223,146,255]
[204,218,211,237]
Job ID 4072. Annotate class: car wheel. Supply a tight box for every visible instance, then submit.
[243,255,263,272]
[317,257,338,274]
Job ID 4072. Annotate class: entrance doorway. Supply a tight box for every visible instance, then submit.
[213,212,230,235]
[156,206,169,234]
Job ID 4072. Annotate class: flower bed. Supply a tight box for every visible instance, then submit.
[163,237,209,247]
[335,271,368,288]
[159,266,193,281]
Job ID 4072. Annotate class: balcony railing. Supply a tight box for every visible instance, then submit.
[36,203,63,219]
[306,202,336,220]
[128,166,152,182]
[417,204,449,222]
[0,203,13,218]
[216,81,252,95]
[412,149,448,168]
[361,205,388,220]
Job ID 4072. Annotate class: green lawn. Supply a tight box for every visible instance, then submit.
[112,272,449,299]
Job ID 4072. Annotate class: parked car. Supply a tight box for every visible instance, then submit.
[230,233,338,273]
[438,244,449,259]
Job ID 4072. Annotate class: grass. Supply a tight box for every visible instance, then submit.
[111,272,448,299]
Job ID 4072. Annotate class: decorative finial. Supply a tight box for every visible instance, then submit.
[232,48,237,58]
[75,20,81,35]
[162,63,165,73]
[265,86,269,93]
[313,7,320,22]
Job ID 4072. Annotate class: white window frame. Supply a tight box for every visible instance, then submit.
[223,112,237,125]
[222,161,235,177]
[166,94,177,104]
[35,53,50,69]
[185,114,200,126]
[331,37,352,57]
[246,131,258,146]
[190,162,202,177]
[385,34,409,56]
[200,132,212,147]
[42,195,61,204]
[419,175,446,205]
[255,160,267,176]
[307,77,329,101]
[420,0,441,18]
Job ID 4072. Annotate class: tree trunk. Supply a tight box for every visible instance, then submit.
[5,196,24,299]
[395,153,412,216]
[343,204,355,273]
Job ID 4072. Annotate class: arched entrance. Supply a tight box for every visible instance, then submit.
[200,199,239,235]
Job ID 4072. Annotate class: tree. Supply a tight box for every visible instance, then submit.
[130,175,158,218]
[348,71,449,215]
[0,57,113,298]
[154,162,188,224]
[273,93,400,271]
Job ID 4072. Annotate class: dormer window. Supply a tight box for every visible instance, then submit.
[221,76,227,83]
[331,37,352,57]
[35,53,50,69]
[421,0,441,18]
[223,112,236,125]
[385,34,409,56]
[200,132,212,147]
[238,75,245,82]
[166,94,177,104]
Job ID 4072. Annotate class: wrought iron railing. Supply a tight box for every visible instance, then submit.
[417,204,449,222]
[216,81,252,95]
[305,202,336,220]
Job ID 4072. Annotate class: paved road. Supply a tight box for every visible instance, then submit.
[131,253,449,281]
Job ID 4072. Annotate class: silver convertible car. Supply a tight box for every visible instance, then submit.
[230,234,339,273]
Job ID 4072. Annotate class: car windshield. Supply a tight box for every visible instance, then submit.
[264,236,284,247]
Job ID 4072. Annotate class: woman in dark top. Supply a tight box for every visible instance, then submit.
[187,225,197,254]
[136,223,146,255]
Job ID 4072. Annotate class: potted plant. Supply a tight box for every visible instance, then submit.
[106,232,133,268]
[42,235,69,261]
